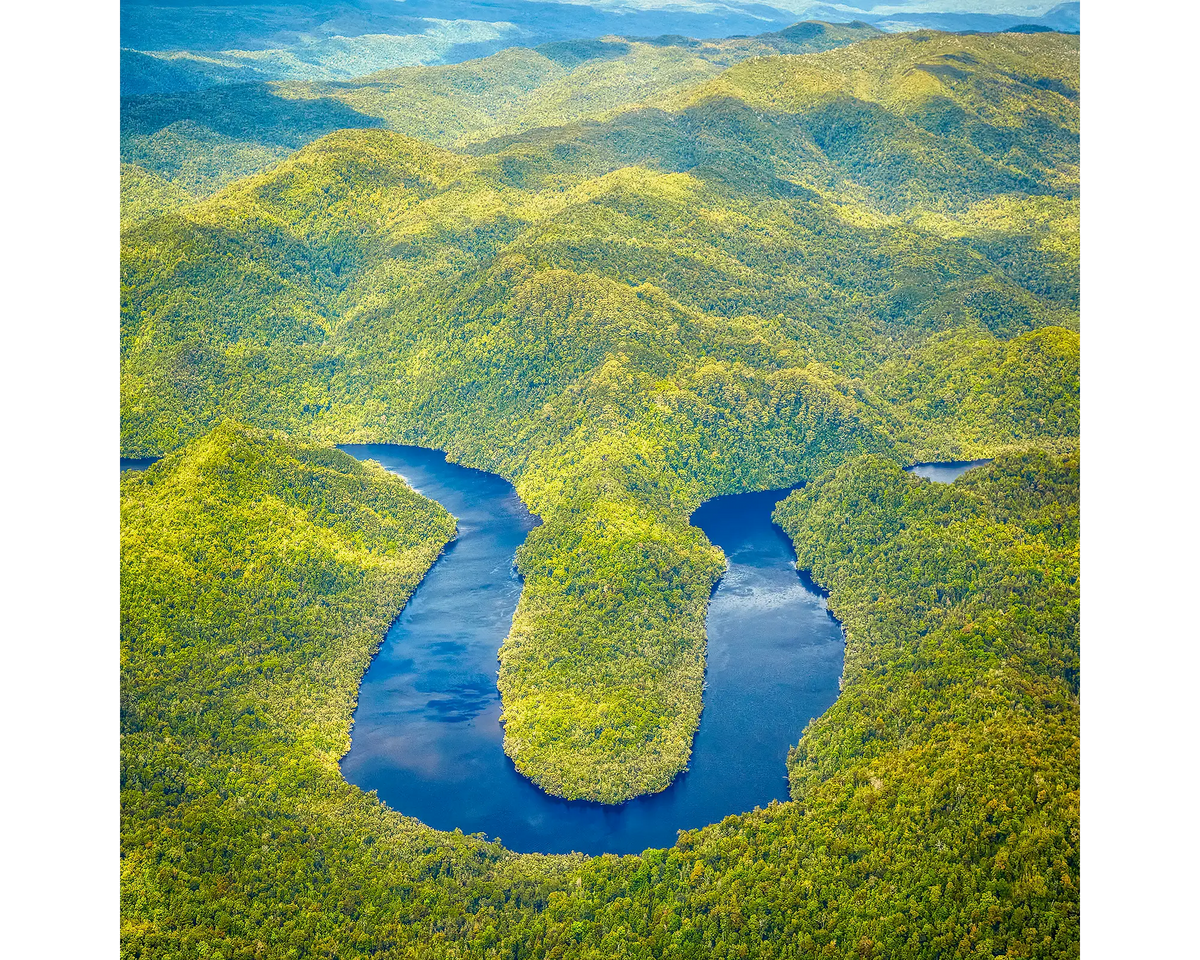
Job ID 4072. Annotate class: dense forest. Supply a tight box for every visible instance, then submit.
[121,20,1081,957]
[119,2,1080,99]
[122,27,1079,802]
[119,22,885,203]
[122,431,1078,957]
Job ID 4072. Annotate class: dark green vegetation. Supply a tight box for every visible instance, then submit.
[121,23,1081,954]
[118,2,885,97]
[122,27,1079,803]
[120,422,456,779]
[120,22,884,198]
[122,430,1078,957]
[119,1,1081,99]
[775,450,1079,953]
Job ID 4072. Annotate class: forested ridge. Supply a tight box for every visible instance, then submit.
[120,21,1080,957]
[122,432,1078,958]
[122,26,1078,802]
[120,22,884,202]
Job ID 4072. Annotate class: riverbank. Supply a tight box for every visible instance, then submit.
[339,447,844,854]
[122,428,1079,956]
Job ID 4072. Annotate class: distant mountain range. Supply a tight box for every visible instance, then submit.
[121,1,1080,94]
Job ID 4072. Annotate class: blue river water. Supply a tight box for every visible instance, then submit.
[120,457,159,472]
[906,459,992,483]
[338,445,845,855]
[121,445,982,853]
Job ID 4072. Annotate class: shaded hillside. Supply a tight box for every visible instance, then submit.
[122,430,1079,958]
[119,2,1081,96]
[118,1,843,94]
[121,29,1079,801]
[121,22,883,194]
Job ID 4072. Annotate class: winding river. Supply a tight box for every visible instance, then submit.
[122,446,986,854]
[339,445,844,855]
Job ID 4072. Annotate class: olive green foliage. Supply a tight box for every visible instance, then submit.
[121,30,1078,807]
[121,422,456,770]
[772,449,1079,957]
[120,22,882,194]
[120,163,195,229]
[122,433,1079,958]
[871,326,1080,460]
[121,28,1079,803]
[120,424,555,957]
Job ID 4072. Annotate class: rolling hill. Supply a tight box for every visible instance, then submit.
[121,27,1079,802]
[120,21,1081,957]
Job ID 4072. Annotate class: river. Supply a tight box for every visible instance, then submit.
[338,445,844,855]
[123,444,984,853]
[906,459,992,483]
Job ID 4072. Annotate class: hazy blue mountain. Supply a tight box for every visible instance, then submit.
[121,1,1080,96]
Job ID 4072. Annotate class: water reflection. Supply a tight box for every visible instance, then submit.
[120,457,159,472]
[339,446,844,855]
[906,459,991,484]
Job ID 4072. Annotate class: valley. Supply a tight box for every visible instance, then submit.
[120,18,1081,958]
[338,445,843,854]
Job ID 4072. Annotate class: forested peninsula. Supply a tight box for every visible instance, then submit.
[122,430,1078,957]
[121,21,1080,958]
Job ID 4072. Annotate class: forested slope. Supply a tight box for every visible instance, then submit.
[120,27,1079,803]
[120,22,883,199]
[122,430,1078,958]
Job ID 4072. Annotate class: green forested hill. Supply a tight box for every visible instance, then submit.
[122,431,1078,957]
[121,27,1079,802]
[120,22,883,197]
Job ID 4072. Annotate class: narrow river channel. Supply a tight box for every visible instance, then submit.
[338,445,844,855]
[121,447,988,852]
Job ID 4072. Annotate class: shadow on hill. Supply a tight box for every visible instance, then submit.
[535,38,633,69]
[121,83,386,148]
[121,49,280,97]
[466,88,1073,208]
